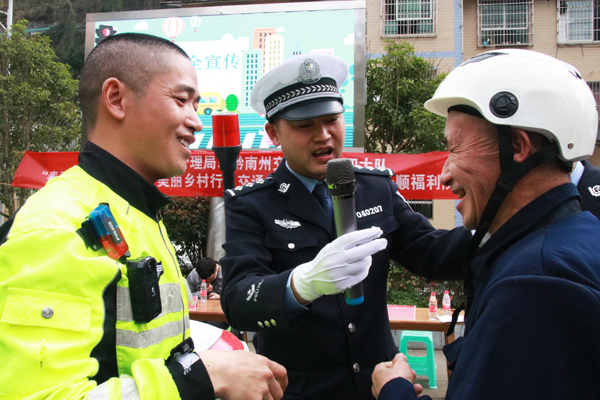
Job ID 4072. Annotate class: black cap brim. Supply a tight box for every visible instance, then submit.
[277,99,344,121]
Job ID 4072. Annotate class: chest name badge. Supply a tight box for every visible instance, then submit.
[356,205,383,219]
[275,219,301,229]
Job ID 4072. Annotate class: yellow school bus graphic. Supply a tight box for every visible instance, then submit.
[198,92,226,115]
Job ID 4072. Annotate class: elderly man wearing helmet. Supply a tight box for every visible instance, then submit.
[372,49,600,399]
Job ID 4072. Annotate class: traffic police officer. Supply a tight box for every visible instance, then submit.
[0,33,286,400]
[220,52,471,399]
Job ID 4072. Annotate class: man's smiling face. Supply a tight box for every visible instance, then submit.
[440,111,500,230]
[125,55,202,183]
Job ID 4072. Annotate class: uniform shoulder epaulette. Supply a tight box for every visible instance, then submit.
[225,176,274,197]
[353,165,395,177]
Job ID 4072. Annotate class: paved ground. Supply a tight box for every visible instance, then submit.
[411,349,448,400]
[245,335,448,399]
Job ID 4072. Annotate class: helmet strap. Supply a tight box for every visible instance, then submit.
[468,125,560,261]
[461,125,560,310]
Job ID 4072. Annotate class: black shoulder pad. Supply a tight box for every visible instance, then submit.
[224,176,274,198]
[353,165,395,177]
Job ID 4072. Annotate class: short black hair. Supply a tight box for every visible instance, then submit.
[79,33,190,130]
[195,257,218,280]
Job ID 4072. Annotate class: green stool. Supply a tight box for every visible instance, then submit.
[399,330,437,389]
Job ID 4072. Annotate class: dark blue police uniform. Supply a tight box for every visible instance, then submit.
[220,160,470,400]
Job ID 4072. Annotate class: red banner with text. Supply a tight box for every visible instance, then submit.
[12,150,456,200]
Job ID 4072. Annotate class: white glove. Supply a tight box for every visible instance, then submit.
[292,227,387,303]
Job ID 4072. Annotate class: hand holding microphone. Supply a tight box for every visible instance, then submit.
[291,227,387,303]
[327,158,372,305]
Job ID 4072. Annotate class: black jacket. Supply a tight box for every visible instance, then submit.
[380,184,600,399]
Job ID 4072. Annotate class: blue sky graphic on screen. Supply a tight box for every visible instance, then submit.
[92,8,357,149]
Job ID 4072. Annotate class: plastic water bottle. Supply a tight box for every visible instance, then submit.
[443,290,451,316]
[429,292,438,320]
[200,279,208,303]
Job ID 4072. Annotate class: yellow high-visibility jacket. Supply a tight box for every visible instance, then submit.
[0,146,213,400]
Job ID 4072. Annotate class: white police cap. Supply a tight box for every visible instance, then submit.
[251,52,349,121]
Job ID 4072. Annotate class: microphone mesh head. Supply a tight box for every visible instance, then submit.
[326,158,356,196]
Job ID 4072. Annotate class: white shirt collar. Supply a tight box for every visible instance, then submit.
[570,161,584,185]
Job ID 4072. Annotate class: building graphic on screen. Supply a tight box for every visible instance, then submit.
[252,28,276,74]
[241,50,263,112]
[264,34,284,74]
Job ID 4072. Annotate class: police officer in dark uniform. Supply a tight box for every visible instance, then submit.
[219,52,471,400]
[572,159,600,219]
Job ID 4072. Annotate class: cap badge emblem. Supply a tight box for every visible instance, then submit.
[298,58,321,84]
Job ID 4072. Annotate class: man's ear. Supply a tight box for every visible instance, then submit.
[265,122,281,147]
[511,128,533,163]
[100,78,128,121]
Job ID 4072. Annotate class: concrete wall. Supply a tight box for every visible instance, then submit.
[430,199,457,229]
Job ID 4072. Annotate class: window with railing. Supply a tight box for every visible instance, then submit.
[406,200,433,219]
[558,1,600,43]
[381,0,437,37]
[478,0,534,46]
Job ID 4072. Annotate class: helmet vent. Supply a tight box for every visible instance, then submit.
[490,92,518,118]
[461,51,507,66]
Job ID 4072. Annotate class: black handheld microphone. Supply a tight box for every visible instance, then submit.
[326,158,363,305]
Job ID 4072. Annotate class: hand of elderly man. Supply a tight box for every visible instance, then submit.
[198,350,288,400]
[371,353,423,399]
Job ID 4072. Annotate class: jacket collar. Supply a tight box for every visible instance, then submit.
[78,141,171,221]
[471,183,581,282]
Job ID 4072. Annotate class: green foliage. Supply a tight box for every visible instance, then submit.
[1,0,163,77]
[225,94,239,112]
[159,196,211,275]
[365,41,463,305]
[365,40,447,154]
[44,1,85,77]
[1,0,161,27]
[0,20,81,218]
[387,260,464,308]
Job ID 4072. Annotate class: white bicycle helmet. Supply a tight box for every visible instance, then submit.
[425,49,598,162]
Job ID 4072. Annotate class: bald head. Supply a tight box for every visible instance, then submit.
[79,33,190,130]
